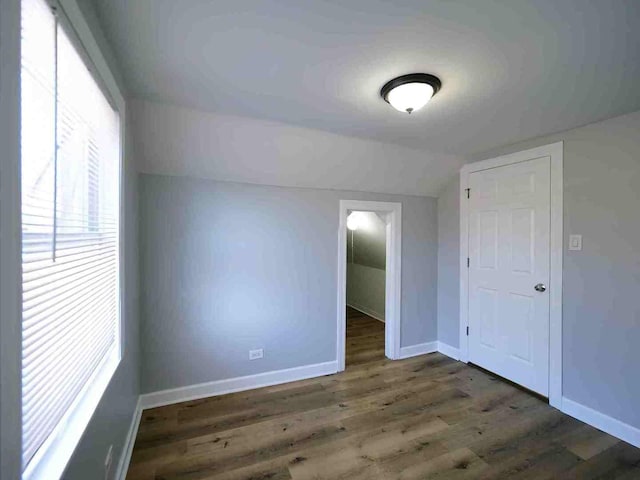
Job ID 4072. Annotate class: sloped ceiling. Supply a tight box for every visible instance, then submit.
[132,100,462,197]
[91,0,640,194]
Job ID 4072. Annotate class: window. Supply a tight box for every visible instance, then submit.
[20,0,122,477]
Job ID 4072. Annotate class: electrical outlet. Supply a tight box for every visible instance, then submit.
[249,348,264,360]
[104,444,113,480]
[569,234,582,251]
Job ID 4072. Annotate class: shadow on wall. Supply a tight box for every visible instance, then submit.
[346,211,386,322]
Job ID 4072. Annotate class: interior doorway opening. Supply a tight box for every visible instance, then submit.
[345,211,387,367]
[337,200,402,371]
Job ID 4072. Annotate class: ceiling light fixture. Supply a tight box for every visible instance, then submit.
[347,212,360,231]
[380,73,442,114]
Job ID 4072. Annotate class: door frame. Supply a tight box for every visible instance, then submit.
[337,200,402,371]
[459,142,563,408]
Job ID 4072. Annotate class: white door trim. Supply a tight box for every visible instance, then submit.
[337,200,402,371]
[459,142,563,408]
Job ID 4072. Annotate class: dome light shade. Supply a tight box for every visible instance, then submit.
[381,73,442,114]
[347,213,360,231]
[387,82,434,113]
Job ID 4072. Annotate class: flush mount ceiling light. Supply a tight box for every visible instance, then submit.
[380,73,442,114]
[347,212,360,231]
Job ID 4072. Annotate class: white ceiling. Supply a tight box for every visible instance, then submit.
[91,0,640,157]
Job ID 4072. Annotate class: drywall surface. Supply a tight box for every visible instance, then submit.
[440,110,640,430]
[131,99,463,197]
[347,264,386,321]
[436,176,460,348]
[348,212,386,270]
[139,175,437,393]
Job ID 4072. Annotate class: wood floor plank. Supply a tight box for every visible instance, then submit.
[126,309,639,479]
[558,423,622,460]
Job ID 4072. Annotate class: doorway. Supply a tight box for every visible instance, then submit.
[337,200,402,372]
[345,211,387,366]
[460,142,563,407]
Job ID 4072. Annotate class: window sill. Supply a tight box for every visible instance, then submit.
[23,346,121,480]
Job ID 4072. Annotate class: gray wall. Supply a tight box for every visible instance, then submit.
[349,212,386,270]
[436,177,460,348]
[437,110,640,430]
[139,174,438,393]
[347,264,386,320]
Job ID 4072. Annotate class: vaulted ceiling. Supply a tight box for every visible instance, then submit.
[91,0,640,193]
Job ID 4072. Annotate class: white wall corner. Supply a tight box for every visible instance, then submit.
[139,361,339,410]
[437,342,460,361]
[398,341,438,360]
[561,397,640,448]
[115,396,143,480]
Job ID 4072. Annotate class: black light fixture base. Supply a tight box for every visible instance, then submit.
[380,73,442,104]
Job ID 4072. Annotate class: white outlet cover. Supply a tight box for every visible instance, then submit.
[249,349,264,360]
[569,234,582,251]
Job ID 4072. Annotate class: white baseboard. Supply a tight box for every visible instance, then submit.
[437,342,460,361]
[347,302,385,323]
[398,341,438,359]
[561,397,640,448]
[115,396,142,480]
[140,361,339,410]
[117,362,338,478]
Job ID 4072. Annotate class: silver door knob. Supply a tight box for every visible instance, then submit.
[534,283,546,292]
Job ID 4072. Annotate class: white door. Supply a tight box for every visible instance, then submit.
[468,156,551,396]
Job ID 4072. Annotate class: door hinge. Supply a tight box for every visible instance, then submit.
[466,326,469,336]
[465,188,470,199]
[467,257,470,268]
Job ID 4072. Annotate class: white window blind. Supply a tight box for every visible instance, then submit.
[21,0,121,472]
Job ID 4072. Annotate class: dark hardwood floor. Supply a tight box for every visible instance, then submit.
[126,309,640,479]
[346,306,385,367]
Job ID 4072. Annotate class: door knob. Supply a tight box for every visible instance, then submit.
[534,283,546,292]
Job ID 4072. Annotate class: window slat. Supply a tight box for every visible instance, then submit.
[22,335,115,456]
[23,266,115,330]
[23,252,115,291]
[23,308,116,407]
[23,306,116,401]
[22,240,116,263]
[22,246,116,277]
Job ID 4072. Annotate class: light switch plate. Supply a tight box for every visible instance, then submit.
[569,234,582,251]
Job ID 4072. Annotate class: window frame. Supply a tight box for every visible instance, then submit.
[19,0,126,479]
